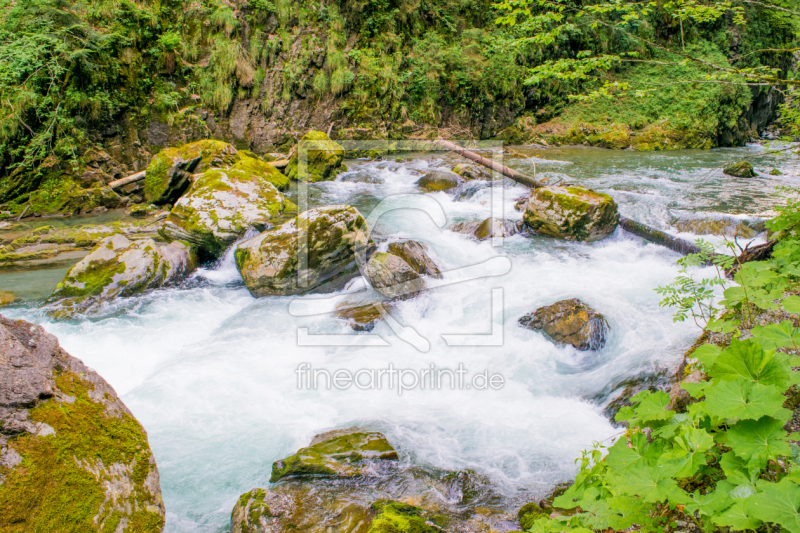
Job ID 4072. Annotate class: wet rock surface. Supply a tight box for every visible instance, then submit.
[417,170,463,192]
[523,186,619,242]
[235,206,368,297]
[46,234,196,316]
[0,315,165,531]
[723,160,757,178]
[363,241,441,299]
[285,131,346,183]
[231,429,514,533]
[519,298,609,351]
[451,218,522,241]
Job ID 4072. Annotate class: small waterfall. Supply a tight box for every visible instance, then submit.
[193,227,260,285]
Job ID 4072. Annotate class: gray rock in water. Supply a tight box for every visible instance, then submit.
[235,205,368,297]
[723,161,756,178]
[363,240,441,299]
[46,234,197,316]
[519,298,609,350]
[416,170,462,192]
[452,217,521,241]
[0,314,165,529]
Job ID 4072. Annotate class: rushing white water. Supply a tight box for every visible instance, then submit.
[2,145,794,531]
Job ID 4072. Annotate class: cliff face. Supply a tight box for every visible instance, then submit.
[0,315,165,532]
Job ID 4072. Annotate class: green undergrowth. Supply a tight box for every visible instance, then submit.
[0,372,163,532]
[526,193,800,532]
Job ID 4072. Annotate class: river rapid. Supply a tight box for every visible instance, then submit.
[1,144,798,531]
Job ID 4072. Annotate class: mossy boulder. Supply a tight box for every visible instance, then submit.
[235,206,368,297]
[451,163,489,180]
[47,234,197,315]
[363,240,441,299]
[231,153,291,191]
[519,298,609,351]
[770,168,783,176]
[518,502,549,530]
[723,161,756,178]
[523,185,619,242]
[159,167,295,258]
[270,429,398,483]
[416,170,462,192]
[144,140,241,204]
[285,131,346,183]
[367,500,439,533]
[0,291,14,306]
[0,315,165,531]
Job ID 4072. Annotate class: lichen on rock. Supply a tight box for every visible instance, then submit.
[285,131,346,183]
[519,298,609,351]
[523,185,619,242]
[270,429,398,483]
[47,234,196,315]
[235,205,368,297]
[159,167,295,258]
[144,139,241,204]
[0,315,165,532]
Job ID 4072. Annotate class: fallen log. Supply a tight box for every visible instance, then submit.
[109,170,146,190]
[433,140,545,189]
[434,139,727,258]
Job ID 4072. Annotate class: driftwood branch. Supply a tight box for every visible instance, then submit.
[109,170,146,189]
[433,140,545,189]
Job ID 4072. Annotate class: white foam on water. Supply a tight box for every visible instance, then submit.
[4,151,754,532]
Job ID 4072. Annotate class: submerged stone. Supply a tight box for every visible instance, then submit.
[519,298,609,351]
[416,170,462,192]
[285,131,346,183]
[770,168,783,176]
[722,161,756,178]
[47,234,196,315]
[235,206,368,297]
[523,185,619,242]
[452,217,520,241]
[0,291,14,306]
[144,139,241,204]
[270,429,398,483]
[159,167,295,258]
[0,315,165,530]
[334,302,391,332]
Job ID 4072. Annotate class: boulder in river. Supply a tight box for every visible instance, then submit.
[144,139,241,204]
[159,166,295,258]
[523,185,619,242]
[416,170,462,192]
[722,161,756,178]
[770,168,783,176]
[452,217,521,241]
[270,429,398,483]
[519,298,609,351]
[0,315,165,530]
[47,234,196,315]
[363,240,441,299]
[285,131,346,183]
[235,206,368,297]
[334,301,391,332]
[452,163,489,180]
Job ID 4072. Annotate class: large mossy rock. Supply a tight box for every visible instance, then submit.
[270,429,398,483]
[519,298,609,351]
[416,170,462,192]
[47,234,196,315]
[285,131,346,183]
[363,240,441,299]
[723,161,756,178]
[523,185,619,242]
[144,140,241,204]
[235,206,367,297]
[0,315,165,531]
[231,153,291,191]
[159,167,295,258]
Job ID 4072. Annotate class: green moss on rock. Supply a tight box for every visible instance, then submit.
[723,161,757,178]
[367,500,439,533]
[270,430,398,483]
[231,155,291,191]
[285,131,345,183]
[523,185,619,242]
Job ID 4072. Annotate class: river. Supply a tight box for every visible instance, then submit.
[1,143,797,531]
